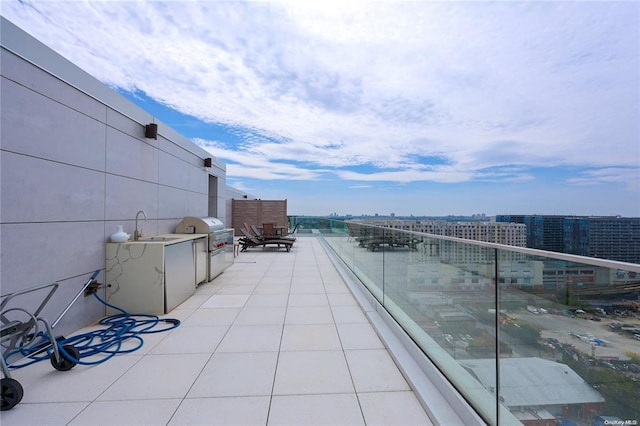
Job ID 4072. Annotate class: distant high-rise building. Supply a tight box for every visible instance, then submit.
[357,219,527,247]
[495,215,640,264]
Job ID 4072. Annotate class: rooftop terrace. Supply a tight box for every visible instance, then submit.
[1,236,442,425]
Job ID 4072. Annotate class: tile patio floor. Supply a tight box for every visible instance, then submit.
[1,236,434,425]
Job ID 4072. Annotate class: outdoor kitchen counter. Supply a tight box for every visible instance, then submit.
[105,234,207,315]
[118,233,208,244]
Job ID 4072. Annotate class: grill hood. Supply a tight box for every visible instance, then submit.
[175,216,225,233]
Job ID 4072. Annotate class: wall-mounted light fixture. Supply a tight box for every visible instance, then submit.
[145,123,158,139]
[204,157,213,168]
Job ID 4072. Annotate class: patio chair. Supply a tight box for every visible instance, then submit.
[262,223,275,237]
[239,228,294,252]
[243,222,256,236]
[250,224,296,241]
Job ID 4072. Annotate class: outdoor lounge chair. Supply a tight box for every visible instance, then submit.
[243,222,257,237]
[239,228,294,252]
[250,224,296,241]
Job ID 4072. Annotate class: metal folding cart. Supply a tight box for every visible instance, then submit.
[1,272,99,411]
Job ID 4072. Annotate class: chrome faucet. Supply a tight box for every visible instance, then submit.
[134,210,147,241]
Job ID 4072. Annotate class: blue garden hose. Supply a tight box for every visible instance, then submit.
[4,291,181,369]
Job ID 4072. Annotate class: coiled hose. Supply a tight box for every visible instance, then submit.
[5,292,181,369]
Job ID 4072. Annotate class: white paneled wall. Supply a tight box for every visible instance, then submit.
[0,18,226,334]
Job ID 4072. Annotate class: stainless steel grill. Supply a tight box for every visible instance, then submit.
[175,216,234,281]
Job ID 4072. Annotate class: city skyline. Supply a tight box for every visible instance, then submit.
[2,1,639,216]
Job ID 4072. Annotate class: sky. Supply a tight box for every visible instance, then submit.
[2,0,639,217]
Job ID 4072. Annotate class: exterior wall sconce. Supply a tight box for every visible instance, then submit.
[204,157,213,168]
[145,123,158,139]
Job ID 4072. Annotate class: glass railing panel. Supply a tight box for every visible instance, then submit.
[495,249,640,424]
[379,229,500,423]
[304,217,640,424]
[323,220,354,270]
[348,224,385,303]
[297,218,385,302]
[287,216,330,234]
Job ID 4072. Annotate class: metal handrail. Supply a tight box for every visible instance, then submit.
[345,220,640,272]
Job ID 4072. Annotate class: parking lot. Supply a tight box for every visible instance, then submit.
[513,311,640,359]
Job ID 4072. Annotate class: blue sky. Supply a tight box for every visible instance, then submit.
[2,1,639,216]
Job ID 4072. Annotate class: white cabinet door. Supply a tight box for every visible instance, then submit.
[194,237,208,284]
[164,241,195,312]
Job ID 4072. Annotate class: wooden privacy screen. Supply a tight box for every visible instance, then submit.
[231,199,288,236]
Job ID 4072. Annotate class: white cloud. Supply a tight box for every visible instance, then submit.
[337,167,473,184]
[567,167,640,192]
[198,138,328,180]
[3,0,638,187]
